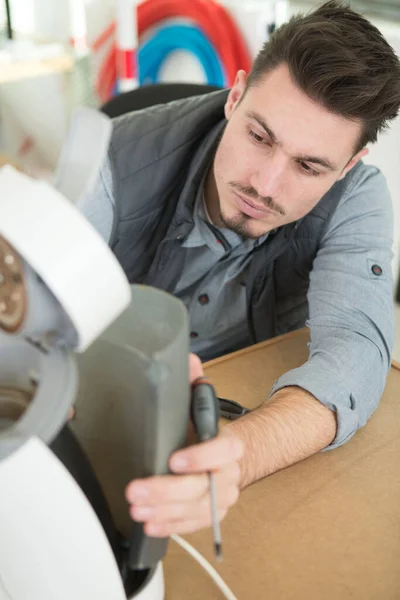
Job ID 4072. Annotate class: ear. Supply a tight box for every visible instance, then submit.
[224,70,248,120]
[338,147,369,180]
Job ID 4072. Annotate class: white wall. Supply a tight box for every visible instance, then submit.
[6,0,86,41]
[2,0,36,36]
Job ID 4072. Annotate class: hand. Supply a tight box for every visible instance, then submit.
[124,354,244,537]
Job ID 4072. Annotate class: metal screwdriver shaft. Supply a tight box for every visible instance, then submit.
[191,376,222,561]
[208,471,222,560]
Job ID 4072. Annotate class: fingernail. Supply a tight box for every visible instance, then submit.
[130,485,149,500]
[170,455,189,471]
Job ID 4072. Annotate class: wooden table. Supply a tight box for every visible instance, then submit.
[164,328,400,599]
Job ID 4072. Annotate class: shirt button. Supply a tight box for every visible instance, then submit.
[371,264,383,276]
[190,332,199,339]
[198,294,209,305]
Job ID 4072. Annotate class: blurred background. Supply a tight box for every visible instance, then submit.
[0,0,399,356]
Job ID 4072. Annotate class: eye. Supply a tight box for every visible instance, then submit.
[248,129,271,145]
[299,161,320,176]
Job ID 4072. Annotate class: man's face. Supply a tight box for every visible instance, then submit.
[207,64,368,238]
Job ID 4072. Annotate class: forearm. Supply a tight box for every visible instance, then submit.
[225,386,337,489]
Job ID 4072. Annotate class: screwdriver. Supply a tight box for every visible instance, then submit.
[191,376,222,561]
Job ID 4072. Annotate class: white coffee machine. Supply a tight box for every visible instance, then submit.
[0,108,190,600]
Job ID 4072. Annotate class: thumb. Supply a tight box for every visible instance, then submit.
[189,353,203,383]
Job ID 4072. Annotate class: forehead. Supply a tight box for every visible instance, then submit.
[240,65,362,165]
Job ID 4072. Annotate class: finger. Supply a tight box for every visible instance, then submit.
[143,508,228,538]
[129,468,240,524]
[169,433,243,473]
[189,353,203,383]
[130,494,209,525]
[125,472,209,506]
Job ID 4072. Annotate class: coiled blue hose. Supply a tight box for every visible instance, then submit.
[137,23,226,86]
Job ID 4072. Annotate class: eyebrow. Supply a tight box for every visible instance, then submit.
[246,110,338,171]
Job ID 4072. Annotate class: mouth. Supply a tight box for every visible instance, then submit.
[233,192,277,220]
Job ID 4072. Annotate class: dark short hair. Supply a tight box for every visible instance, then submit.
[247,1,400,152]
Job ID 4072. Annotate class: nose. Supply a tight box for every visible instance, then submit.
[250,150,287,199]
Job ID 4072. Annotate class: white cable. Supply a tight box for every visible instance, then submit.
[171,534,238,600]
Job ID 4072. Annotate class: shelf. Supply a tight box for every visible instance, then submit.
[0,53,74,84]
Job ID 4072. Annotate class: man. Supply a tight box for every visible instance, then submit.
[79,1,400,538]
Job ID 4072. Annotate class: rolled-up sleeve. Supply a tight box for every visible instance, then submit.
[269,165,395,449]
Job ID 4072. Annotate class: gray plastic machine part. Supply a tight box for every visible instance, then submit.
[0,334,78,461]
[73,284,190,570]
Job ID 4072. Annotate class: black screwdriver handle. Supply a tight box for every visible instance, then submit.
[191,377,220,441]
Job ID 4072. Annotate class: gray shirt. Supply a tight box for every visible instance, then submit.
[174,175,268,360]
[77,154,268,360]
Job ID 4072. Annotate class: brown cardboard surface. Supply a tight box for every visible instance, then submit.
[163,328,400,599]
